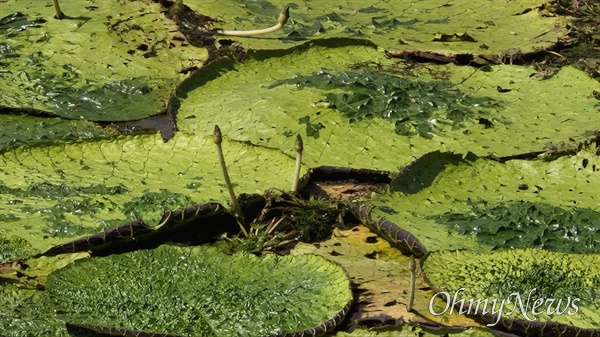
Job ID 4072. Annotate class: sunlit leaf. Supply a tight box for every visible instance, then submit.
[0,132,300,253]
[176,41,599,170]
[0,0,208,121]
[422,249,600,334]
[45,245,352,337]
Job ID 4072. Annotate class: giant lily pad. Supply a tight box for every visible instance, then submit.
[421,249,600,335]
[0,131,302,254]
[175,40,600,171]
[0,252,89,337]
[0,1,597,335]
[0,0,208,121]
[186,0,567,55]
[44,245,352,337]
[369,140,599,253]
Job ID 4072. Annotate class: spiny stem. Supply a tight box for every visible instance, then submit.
[213,125,248,236]
[407,255,416,312]
[291,134,303,193]
[216,7,289,37]
[52,0,65,19]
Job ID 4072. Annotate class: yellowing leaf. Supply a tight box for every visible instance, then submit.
[292,226,482,329]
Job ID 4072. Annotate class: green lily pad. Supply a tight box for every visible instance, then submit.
[0,132,301,253]
[0,253,89,337]
[176,40,600,171]
[0,0,208,121]
[370,140,599,252]
[45,245,352,337]
[421,249,600,333]
[186,0,567,55]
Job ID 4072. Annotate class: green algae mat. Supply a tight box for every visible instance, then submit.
[0,0,599,336]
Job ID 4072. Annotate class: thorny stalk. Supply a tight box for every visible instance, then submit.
[291,134,303,193]
[213,125,248,236]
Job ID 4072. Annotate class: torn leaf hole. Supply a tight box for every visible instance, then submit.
[365,236,379,243]
[477,117,494,128]
[432,33,477,42]
[142,50,157,58]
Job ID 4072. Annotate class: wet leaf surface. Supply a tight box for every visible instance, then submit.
[45,245,351,337]
[422,249,600,332]
[0,1,598,336]
[371,141,599,253]
[0,0,208,121]
[188,0,568,55]
[176,41,599,170]
[0,132,299,253]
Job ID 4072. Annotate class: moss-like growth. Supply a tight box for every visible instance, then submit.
[271,69,499,138]
[46,245,351,337]
[0,234,36,262]
[422,249,600,329]
[432,200,600,253]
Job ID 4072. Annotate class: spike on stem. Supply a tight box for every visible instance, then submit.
[213,125,248,236]
[52,0,65,19]
[291,134,303,193]
[407,255,416,312]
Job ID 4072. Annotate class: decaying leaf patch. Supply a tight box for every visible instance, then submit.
[291,226,481,330]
